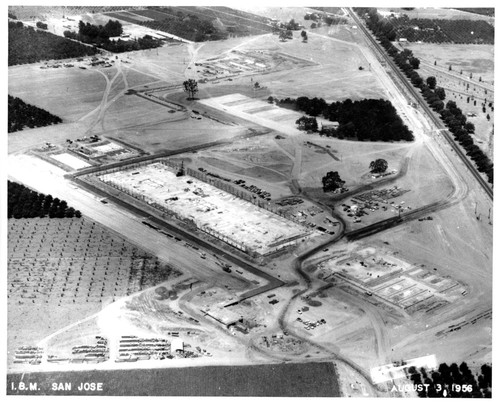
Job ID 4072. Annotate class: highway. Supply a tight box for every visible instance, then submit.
[347,8,493,201]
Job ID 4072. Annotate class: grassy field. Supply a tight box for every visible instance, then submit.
[7,362,340,396]
[8,65,107,122]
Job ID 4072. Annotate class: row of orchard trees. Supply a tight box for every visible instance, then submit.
[8,181,82,219]
[355,8,493,184]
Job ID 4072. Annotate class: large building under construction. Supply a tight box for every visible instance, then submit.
[97,161,314,255]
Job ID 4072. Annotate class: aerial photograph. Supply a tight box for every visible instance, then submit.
[6,3,494,398]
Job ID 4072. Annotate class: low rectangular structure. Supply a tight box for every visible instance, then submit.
[98,161,311,255]
[51,153,91,170]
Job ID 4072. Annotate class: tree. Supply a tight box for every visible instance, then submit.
[409,57,420,69]
[369,159,388,173]
[296,116,318,131]
[322,171,345,192]
[426,76,437,89]
[279,30,288,41]
[465,122,475,133]
[301,30,308,42]
[183,79,198,100]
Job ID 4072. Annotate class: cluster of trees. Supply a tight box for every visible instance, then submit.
[282,96,414,142]
[296,116,318,131]
[355,8,493,184]
[36,21,48,30]
[183,79,199,99]
[278,29,294,41]
[283,18,301,30]
[63,20,163,52]
[8,95,62,133]
[407,362,491,398]
[370,158,388,173]
[322,171,345,193]
[8,21,99,66]
[77,19,123,42]
[8,181,82,219]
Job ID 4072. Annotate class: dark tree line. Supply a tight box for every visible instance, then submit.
[8,181,82,219]
[440,100,493,183]
[63,19,163,53]
[8,95,62,133]
[281,96,414,142]
[407,362,491,398]
[355,8,493,184]
[8,20,99,66]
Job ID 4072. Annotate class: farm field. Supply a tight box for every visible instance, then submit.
[7,217,180,371]
[7,362,341,396]
[105,6,274,42]
[378,7,495,22]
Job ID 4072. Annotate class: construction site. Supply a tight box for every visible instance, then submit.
[314,246,468,314]
[95,160,316,256]
[194,49,316,82]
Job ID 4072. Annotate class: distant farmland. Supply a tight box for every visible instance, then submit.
[105,6,273,42]
[7,362,341,396]
[392,17,494,44]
